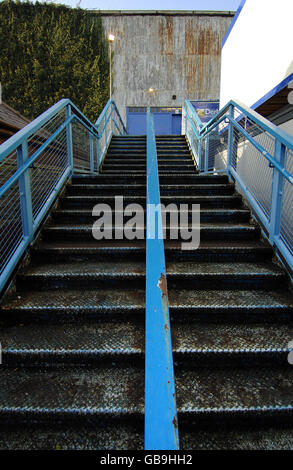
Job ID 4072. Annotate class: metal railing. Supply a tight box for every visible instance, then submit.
[145,108,179,450]
[184,99,293,274]
[0,98,126,293]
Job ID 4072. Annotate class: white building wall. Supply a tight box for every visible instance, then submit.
[220,0,293,109]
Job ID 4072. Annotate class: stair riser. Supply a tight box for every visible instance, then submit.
[72,176,229,184]
[1,306,292,326]
[2,352,145,368]
[31,248,271,264]
[177,410,293,429]
[0,307,145,325]
[67,187,147,196]
[60,197,242,209]
[51,212,250,224]
[42,228,259,242]
[173,351,289,368]
[18,275,285,292]
[165,250,273,263]
[0,411,144,427]
[67,187,234,196]
[1,351,287,369]
[102,165,195,171]
[72,176,147,184]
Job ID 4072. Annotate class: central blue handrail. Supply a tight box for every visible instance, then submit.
[145,108,179,450]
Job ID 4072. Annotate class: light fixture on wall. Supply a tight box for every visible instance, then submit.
[108,33,115,99]
[148,87,154,93]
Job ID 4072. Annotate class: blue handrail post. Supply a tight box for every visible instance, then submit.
[269,140,286,244]
[204,135,209,172]
[227,104,235,181]
[198,137,202,171]
[95,136,100,173]
[17,141,33,242]
[66,104,73,174]
[105,114,108,150]
[145,108,179,451]
[89,133,94,173]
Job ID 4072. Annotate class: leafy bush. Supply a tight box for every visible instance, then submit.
[0,1,109,122]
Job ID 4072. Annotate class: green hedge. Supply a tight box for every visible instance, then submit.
[0,1,109,122]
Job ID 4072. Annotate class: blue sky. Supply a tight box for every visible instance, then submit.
[50,0,241,11]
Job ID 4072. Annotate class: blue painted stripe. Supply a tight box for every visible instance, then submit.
[145,108,179,450]
[251,73,293,111]
[221,0,247,49]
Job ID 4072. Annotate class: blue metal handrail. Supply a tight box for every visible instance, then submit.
[95,99,127,168]
[184,98,293,274]
[0,98,126,293]
[145,108,179,450]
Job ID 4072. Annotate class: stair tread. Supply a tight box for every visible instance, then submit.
[172,323,292,353]
[45,223,257,231]
[0,423,144,450]
[1,289,145,311]
[2,289,292,312]
[176,367,293,413]
[1,322,291,356]
[1,322,144,354]
[20,261,284,278]
[0,367,144,414]
[33,239,271,251]
[180,427,293,450]
[168,289,293,309]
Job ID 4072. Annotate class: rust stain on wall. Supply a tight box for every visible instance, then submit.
[159,16,174,55]
[185,19,223,96]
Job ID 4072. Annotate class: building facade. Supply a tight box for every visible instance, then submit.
[98,10,234,127]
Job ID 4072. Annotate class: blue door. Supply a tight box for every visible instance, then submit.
[171,114,182,134]
[153,113,171,134]
[126,112,146,135]
[127,107,182,135]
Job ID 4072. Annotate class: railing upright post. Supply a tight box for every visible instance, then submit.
[204,134,209,172]
[269,140,286,245]
[66,104,73,173]
[105,114,108,148]
[96,136,100,173]
[227,104,235,181]
[89,132,94,173]
[198,138,202,170]
[17,141,33,242]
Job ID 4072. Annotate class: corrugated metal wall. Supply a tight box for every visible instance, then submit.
[100,11,234,122]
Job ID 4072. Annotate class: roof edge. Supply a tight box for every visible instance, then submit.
[90,10,236,17]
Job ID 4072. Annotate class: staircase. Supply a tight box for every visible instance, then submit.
[0,134,292,450]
